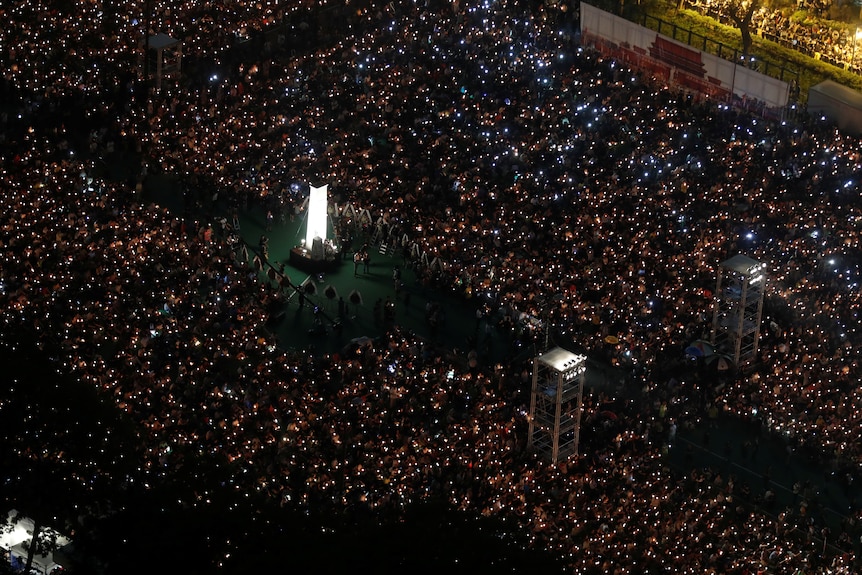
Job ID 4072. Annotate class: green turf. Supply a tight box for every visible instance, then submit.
[140,173,523,363]
[237,203,519,362]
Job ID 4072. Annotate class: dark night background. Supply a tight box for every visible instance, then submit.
[0,328,565,575]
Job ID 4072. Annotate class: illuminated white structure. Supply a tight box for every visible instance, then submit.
[710,254,766,367]
[527,347,587,463]
[305,184,328,258]
[1,510,71,575]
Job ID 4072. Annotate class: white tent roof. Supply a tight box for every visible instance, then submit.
[809,80,862,109]
[721,254,763,275]
[536,347,586,371]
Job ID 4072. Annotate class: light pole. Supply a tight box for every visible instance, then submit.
[851,27,862,71]
[143,0,151,91]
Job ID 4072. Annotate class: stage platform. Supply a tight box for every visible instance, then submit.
[289,246,341,273]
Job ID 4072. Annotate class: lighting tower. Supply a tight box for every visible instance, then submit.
[147,33,182,91]
[527,347,587,464]
[710,254,766,367]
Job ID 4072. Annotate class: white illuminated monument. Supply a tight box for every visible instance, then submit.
[305,184,328,260]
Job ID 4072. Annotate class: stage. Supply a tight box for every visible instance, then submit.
[289,245,341,273]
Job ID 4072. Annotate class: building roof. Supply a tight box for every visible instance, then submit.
[809,79,862,110]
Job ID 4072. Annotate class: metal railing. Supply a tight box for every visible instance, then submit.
[639,12,801,85]
[678,0,862,75]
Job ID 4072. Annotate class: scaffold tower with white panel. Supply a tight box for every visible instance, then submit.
[710,254,766,367]
[527,347,587,464]
[147,33,182,91]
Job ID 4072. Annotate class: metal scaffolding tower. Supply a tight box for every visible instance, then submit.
[527,347,587,464]
[710,254,766,367]
[147,33,182,91]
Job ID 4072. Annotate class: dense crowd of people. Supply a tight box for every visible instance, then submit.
[2,0,862,573]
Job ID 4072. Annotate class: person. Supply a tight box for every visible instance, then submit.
[373,298,383,324]
[363,251,370,273]
[259,234,269,261]
[393,266,401,294]
[354,251,362,276]
[341,236,351,260]
[384,296,395,323]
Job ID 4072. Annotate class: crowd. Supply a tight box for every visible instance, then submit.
[685,0,862,72]
[2,0,862,572]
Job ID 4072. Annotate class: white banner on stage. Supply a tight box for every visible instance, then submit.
[306,184,328,248]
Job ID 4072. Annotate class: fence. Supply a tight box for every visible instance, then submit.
[639,12,801,85]
[677,0,862,77]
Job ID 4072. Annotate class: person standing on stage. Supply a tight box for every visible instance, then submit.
[259,234,269,261]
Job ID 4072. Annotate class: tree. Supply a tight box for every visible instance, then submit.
[726,0,762,59]
[0,329,139,575]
